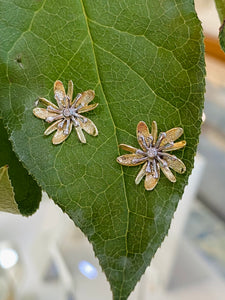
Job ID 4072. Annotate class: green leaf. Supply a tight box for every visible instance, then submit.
[0,0,205,299]
[215,0,225,20]
[0,165,20,214]
[214,0,225,52]
[219,21,225,52]
[0,119,41,215]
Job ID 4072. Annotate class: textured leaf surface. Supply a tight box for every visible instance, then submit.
[0,0,205,299]
[219,23,225,52]
[0,119,41,215]
[215,0,225,52]
[0,165,20,214]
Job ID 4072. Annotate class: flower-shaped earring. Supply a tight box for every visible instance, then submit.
[33,80,98,144]
[117,121,186,191]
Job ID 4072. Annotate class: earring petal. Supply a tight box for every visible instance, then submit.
[79,118,98,136]
[135,162,147,185]
[33,108,57,120]
[144,172,159,191]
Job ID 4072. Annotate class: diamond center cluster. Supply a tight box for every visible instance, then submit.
[63,108,71,117]
[63,107,78,118]
[147,147,158,159]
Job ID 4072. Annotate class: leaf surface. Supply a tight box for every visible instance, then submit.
[219,23,225,52]
[0,119,41,215]
[0,0,205,299]
[0,165,20,214]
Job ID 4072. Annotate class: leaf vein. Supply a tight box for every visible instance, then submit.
[79,0,130,265]
[94,42,179,111]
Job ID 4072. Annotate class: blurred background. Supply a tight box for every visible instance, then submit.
[0,0,225,299]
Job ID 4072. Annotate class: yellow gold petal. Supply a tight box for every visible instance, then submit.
[78,103,99,113]
[44,120,62,136]
[52,123,72,145]
[163,140,186,152]
[160,127,184,146]
[75,126,86,143]
[144,162,160,190]
[38,97,58,109]
[135,162,147,185]
[163,154,186,174]
[54,80,66,106]
[33,108,56,120]
[160,165,176,182]
[151,121,158,146]
[144,172,159,191]
[116,154,147,166]
[79,118,98,136]
[119,144,137,153]
[75,90,95,107]
[136,121,151,150]
[67,80,73,102]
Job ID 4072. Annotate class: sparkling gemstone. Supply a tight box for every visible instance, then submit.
[147,148,157,158]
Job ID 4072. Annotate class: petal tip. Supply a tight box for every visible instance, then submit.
[137,121,149,134]
[145,186,155,191]
[89,89,95,95]
[169,175,176,183]
[54,80,63,86]
[144,180,156,191]
[180,165,186,173]
[86,90,95,100]
[178,127,184,135]
[135,179,139,185]
[116,157,122,163]
[52,139,62,145]
[137,120,147,128]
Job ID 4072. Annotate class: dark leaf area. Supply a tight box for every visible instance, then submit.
[0,119,41,215]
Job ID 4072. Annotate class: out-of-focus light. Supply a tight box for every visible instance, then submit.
[0,248,19,269]
[78,260,98,279]
[202,112,206,123]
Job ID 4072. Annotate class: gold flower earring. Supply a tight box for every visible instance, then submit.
[33,80,98,144]
[117,121,186,191]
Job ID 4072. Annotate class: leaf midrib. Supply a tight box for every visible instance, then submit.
[79,0,130,264]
